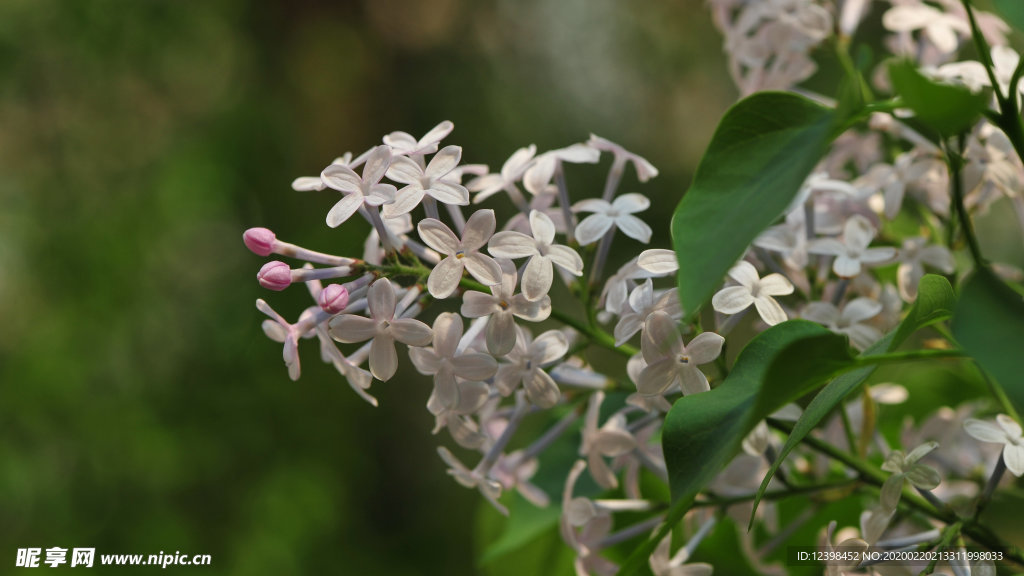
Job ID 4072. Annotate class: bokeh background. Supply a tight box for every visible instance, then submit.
[0,1,733,574]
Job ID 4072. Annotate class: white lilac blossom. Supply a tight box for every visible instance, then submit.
[460,259,551,356]
[493,326,568,408]
[573,193,653,246]
[416,210,502,298]
[560,461,618,576]
[808,214,896,278]
[257,300,323,381]
[801,297,883,350]
[580,392,637,489]
[882,2,969,55]
[328,278,432,381]
[383,145,470,217]
[469,145,536,204]
[320,145,397,228]
[711,260,794,326]
[857,152,942,219]
[487,210,584,302]
[408,313,497,416]
[383,120,454,157]
[614,279,682,346]
[897,237,955,301]
[964,415,1024,476]
[290,152,359,191]
[880,442,942,512]
[637,311,724,397]
[754,206,809,268]
[523,143,601,195]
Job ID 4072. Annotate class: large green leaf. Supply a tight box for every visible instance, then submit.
[672,92,840,318]
[952,267,1024,416]
[617,321,854,575]
[748,275,956,526]
[888,60,990,136]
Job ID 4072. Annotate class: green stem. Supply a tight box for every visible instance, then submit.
[768,420,1024,566]
[695,479,858,509]
[947,137,985,268]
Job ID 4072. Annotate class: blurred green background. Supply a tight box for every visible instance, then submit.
[0,1,731,573]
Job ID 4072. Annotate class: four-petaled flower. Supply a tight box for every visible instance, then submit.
[488,210,583,302]
[897,237,954,301]
[573,193,653,245]
[409,312,497,415]
[964,414,1024,477]
[494,327,568,408]
[801,297,883,351]
[320,145,397,228]
[461,259,551,356]
[328,278,433,381]
[383,120,454,157]
[384,145,470,217]
[469,145,536,203]
[637,311,724,397]
[880,442,941,512]
[417,210,502,298]
[808,215,897,278]
[711,260,794,326]
[580,391,636,489]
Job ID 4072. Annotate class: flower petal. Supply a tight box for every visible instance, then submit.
[964,419,1008,443]
[385,156,424,185]
[382,186,425,217]
[325,193,364,228]
[463,253,503,286]
[369,334,398,381]
[389,318,433,346]
[521,255,554,302]
[641,311,683,363]
[880,474,904,511]
[685,332,725,365]
[802,301,840,326]
[833,254,863,278]
[368,278,397,321]
[615,214,652,243]
[546,244,584,276]
[321,165,363,193]
[461,209,496,251]
[637,249,678,274]
[428,180,470,205]
[712,286,755,315]
[461,291,499,318]
[1003,444,1024,477]
[486,311,517,357]
[362,145,393,184]
[328,314,378,343]
[997,414,1023,439]
[417,218,460,254]
[488,231,538,259]
[431,312,463,358]
[511,294,551,321]
[524,368,561,408]
[451,353,498,381]
[408,346,442,375]
[427,256,465,299]
[612,192,650,213]
[532,330,569,365]
[637,359,676,396]
[679,365,711,395]
[727,261,760,289]
[574,213,614,245]
[529,210,556,245]
[753,295,788,325]
[426,145,461,177]
[759,273,795,296]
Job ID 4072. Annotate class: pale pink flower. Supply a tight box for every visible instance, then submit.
[383,120,454,157]
[801,297,883,351]
[573,193,653,245]
[637,311,724,397]
[469,145,536,203]
[328,278,432,381]
[587,134,659,182]
[580,392,636,489]
[383,145,470,216]
[964,415,1024,476]
[409,313,496,416]
[417,210,502,298]
[488,210,583,302]
[460,259,551,357]
[711,260,794,325]
[493,326,568,408]
[320,145,397,227]
[808,215,897,278]
[897,237,954,301]
[880,442,941,512]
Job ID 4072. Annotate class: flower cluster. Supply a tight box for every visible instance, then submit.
[244,1,1024,573]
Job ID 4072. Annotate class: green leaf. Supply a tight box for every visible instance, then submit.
[952,267,1024,416]
[994,0,1024,33]
[748,275,956,526]
[672,92,840,318]
[888,60,990,136]
[617,321,854,575]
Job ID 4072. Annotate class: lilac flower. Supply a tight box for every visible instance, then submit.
[437,446,507,515]
[417,210,502,299]
[808,215,896,278]
[488,210,584,302]
[573,193,653,245]
[328,278,432,381]
[637,311,724,397]
[256,300,325,381]
[523,143,601,195]
[580,392,636,489]
[320,145,397,228]
[461,259,551,356]
[587,134,659,182]
[469,145,536,204]
[408,313,497,415]
[560,460,618,576]
[614,279,682,346]
[383,145,470,217]
[493,327,568,408]
[711,261,794,326]
[801,297,883,351]
[880,442,941,512]
[964,415,1024,477]
[383,120,454,157]
[897,237,954,301]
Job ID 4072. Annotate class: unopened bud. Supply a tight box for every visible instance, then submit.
[258,261,292,291]
[244,227,277,256]
[318,283,350,314]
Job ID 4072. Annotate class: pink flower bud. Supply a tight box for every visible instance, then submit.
[244,227,276,256]
[318,283,350,314]
[258,261,292,291]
